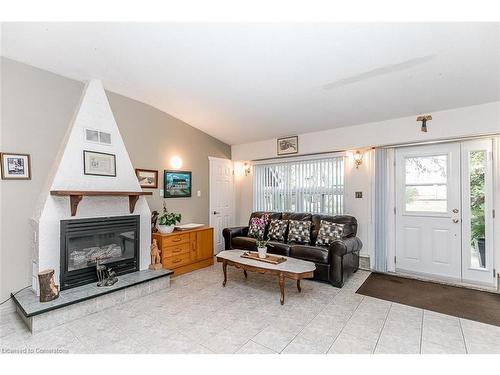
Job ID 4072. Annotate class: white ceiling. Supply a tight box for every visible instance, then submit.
[2,23,499,145]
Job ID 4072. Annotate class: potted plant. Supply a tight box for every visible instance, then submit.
[157,203,181,234]
[256,238,269,259]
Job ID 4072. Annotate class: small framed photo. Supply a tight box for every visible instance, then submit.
[277,136,299,155]
[135,168,158,188]
[1,152,31,180]
[83,150,116,177]
[164,170,192,198]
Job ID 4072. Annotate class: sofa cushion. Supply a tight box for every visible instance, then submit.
[248,216,266,239]
[311,214,357,243]
[231,236,257,250]
[290,245,329,264]
[267,219,288,242]
[267,241,291,256]
[287,220,312,244]
[315,220,344,247]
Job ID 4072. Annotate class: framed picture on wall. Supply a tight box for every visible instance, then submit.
[277,136,299,155]
[0,152,31,180]
[83,150,116,177]
[164,170,192,198]
[135,168,158,188]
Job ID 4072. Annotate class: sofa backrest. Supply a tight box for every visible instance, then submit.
[249,211,357,244]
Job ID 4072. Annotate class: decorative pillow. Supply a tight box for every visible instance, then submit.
[267,219,288,242]
[287,220,311,244]
[248,214,270,239]
[315,220,345,246]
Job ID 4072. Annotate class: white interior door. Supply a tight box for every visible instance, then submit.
[461,139,494,285]
[395,143,462,281]
[209,157,234,254]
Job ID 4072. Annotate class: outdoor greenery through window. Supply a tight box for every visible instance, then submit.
[469,150,486,269]
[404,155,448,212]
[253,156,345,215]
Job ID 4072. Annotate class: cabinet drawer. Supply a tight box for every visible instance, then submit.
[162,252,191,268]
[162,233,190,247]
[162,242,190,257]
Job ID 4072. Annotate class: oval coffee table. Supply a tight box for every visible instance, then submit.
[216,250,316,305]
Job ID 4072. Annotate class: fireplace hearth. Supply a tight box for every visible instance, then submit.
[60,215,140,290]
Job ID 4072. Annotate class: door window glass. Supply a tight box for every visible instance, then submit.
[404,155,447,212]
[468,150,487,269]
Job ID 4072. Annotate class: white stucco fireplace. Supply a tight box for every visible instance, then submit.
[31,79,151,294]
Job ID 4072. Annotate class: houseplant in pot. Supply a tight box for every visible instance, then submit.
[157,203,181,234]
[256,238,269,259]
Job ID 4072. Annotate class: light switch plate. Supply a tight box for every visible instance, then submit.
[197,190,201,197]
[159,189,164,197]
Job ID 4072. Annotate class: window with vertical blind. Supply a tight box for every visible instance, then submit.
[252,155,345,215]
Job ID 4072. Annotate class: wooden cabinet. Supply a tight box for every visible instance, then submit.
[153,227,214,276]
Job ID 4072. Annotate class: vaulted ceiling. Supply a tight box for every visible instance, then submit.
[2,23,499,145]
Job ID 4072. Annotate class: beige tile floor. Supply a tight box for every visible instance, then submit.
[1,264,499,354]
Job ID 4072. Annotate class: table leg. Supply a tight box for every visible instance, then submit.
[222,260,227,287]
[297,279,301,293]
[243,270,248,278]
[279,273,285,305]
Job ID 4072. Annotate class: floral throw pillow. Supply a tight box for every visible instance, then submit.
[315,220,345,246]
[267,219,288,242]
[287,220,311,244]
[248,214,270,239]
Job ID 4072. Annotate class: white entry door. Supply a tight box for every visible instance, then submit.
[395,140,495,286]
[395,143,462,280]
[209,157,234,254]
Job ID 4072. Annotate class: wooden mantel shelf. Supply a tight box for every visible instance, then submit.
[50,190,152,216]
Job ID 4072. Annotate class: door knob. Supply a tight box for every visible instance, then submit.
[452,219,459,223]
[213,211,220,215]
[452,208,459,213]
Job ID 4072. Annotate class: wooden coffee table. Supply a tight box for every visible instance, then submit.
[216,250,316,305]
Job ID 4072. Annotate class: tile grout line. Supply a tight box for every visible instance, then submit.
[458,318,468,354]
[372,302,392,354]
[325,294,365,354]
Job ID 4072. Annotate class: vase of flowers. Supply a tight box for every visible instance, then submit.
[157,203,181,234]
[256,239,269,259]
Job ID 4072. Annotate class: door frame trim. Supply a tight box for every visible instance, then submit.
[391,139,496,287]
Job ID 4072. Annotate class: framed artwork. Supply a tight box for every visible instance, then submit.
[0,152,31,180]
[83,150,116,177]
[164,170,192,198]
[135,168,158,188]
[277,136,299,155]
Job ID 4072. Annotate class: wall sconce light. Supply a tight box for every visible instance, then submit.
[244,163,251,176]
[354,151,363,169]
[170,156,183,169]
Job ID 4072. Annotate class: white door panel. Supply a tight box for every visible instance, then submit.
[395,143,462,281]
[395,140,495,286]
[209,157,235,254]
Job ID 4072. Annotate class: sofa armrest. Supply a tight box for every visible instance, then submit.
[329,236,363,257]
[222,226,249,250]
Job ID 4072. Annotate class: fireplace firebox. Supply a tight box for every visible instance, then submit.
[60,215,140,290]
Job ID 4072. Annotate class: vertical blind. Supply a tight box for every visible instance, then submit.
[253,155,345,215]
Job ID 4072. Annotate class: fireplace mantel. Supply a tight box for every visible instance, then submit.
[50,190,152,216]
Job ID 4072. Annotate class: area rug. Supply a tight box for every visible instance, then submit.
[356,272,500,327]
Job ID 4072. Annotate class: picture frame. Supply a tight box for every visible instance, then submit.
[135,168,158,188]
[277,136,299,155]
[164,170,192,198]
[83,150,116,177]
[0,152,31,180]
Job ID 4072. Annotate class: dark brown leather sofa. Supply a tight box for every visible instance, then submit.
[222,211,363,287]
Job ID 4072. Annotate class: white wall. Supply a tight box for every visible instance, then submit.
[232,101,500,272]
